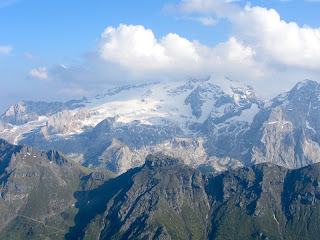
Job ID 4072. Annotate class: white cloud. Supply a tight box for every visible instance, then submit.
[232,6,320,70]
[27,2,320,101]
[196,17,217,25]
[100,25,170,71]
[28,67,48,80]
[97,24,261,82]
[33,23,262,98]
[174,0,320,71]
[0,45,12,55]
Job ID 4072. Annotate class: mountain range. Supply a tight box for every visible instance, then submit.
[1,77,320,175]
[1,141,320,239]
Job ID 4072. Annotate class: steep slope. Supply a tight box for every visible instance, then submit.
[248,80,320,168]
[0,139,114,239]
[207,162,320,240]
[67,155,320,240]
[66,155,210,240]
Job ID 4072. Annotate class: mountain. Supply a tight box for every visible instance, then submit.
[0,97,88,125]
[0,139,114,239]
[0,76,260,174]
[1,143,320,239]
[247,80,320,168]
[2,77,320,175]
[65,155,320,240]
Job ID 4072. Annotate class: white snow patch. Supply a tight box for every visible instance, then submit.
[306,121,316,133]
[266,121,279,125]
[229,104,260,125]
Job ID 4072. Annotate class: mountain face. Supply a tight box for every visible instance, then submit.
[248,80,320,168]
[65,155,320,240]
[2,77,320,175]
[1,142,320,239]
[0,139,114,239]
[0,98,87,125]
[0,76,259,174]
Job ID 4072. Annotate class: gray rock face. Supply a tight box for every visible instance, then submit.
[42,108,92,135]
[0,139,114,238]
[145,154,183,168]
[68,155,210,240]
[0,97,87,125]
[67,155,320,240]
[248,80,320,168]
[185,81,224,118]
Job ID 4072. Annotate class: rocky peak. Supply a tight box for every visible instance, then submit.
[292,79,319,92]
[0,98,88,125]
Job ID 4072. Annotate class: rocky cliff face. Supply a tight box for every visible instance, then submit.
[0,98,87,125]
[248,80,320,168]
[1,149,320,239]
[0,139,114,239]
[67,155,211,240]
[64,155,320,240]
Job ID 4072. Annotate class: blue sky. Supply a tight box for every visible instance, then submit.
[1,0,320,113]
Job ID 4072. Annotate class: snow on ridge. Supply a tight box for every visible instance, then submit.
[0,77,261,141]
[77,78,258,132]
[228,104,260,125]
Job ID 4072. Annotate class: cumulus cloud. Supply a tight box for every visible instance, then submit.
[173,0,320,72]
[97,24,261,82]
[232,6,320,70]
[28,67,48,80]
[0,45,12,55]
[34,23,263,100]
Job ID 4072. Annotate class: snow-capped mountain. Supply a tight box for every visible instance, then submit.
[0,76,260,174]
[2,77,320,174]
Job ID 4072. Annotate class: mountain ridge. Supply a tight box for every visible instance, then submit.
[66,154,320,240]
[1,138,320,239]
[1,78,320,175]
[0,139,115,239]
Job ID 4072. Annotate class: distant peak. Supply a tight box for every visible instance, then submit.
[294,79,318,90]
